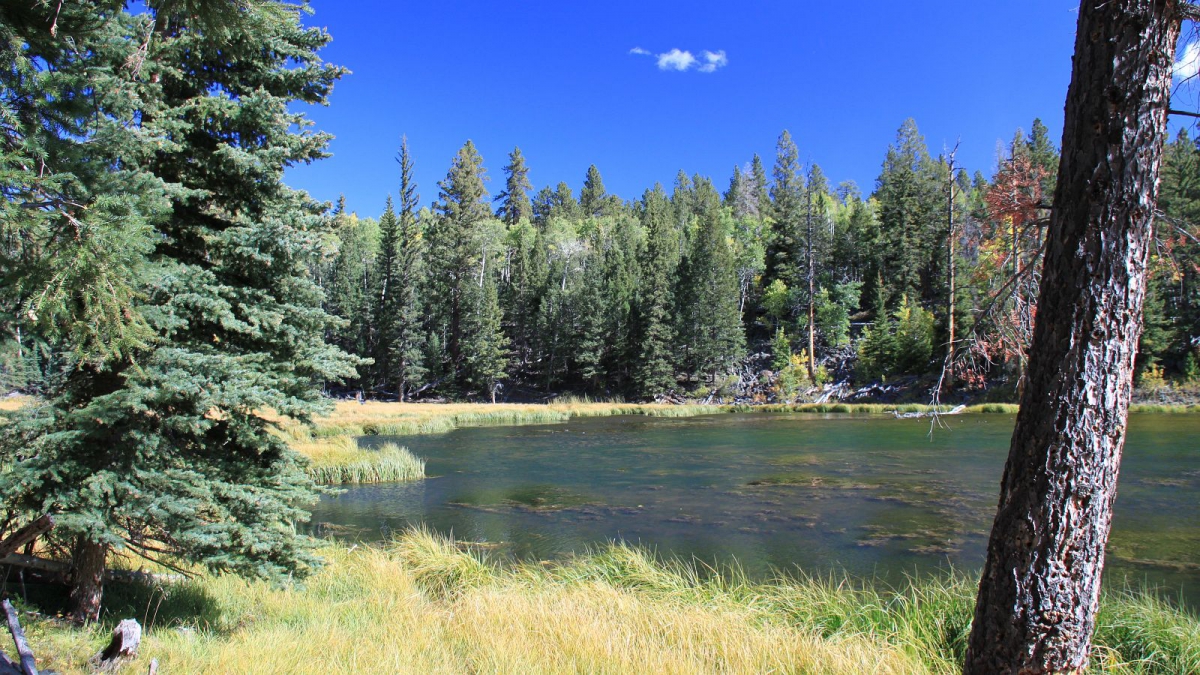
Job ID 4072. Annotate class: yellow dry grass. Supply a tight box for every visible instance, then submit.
[0,396,29,412]
[23,531,929,675]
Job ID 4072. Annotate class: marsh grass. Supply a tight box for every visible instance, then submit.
[300,400,727,439]
[16,529,1198,674]
[1128,403,1200,414]
[302,438,425,484]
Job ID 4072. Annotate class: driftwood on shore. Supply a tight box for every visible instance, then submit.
[2,599,37,675]
[891,404,966,419]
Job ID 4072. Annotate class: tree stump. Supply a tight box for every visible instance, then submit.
[88,619,140,672]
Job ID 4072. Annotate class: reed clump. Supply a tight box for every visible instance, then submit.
[302,438,425,485]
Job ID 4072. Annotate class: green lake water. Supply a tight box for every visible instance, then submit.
[309,412,1200,604]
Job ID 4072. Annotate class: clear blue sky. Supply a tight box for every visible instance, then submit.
[281,1,1188,218]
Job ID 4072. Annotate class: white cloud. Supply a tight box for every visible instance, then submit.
[698,50,728,73]
[1175,41,1200,80]
[629,47,728,73]
[657,48,696,71]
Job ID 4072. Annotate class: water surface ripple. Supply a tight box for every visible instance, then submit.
[310,412,1200,604]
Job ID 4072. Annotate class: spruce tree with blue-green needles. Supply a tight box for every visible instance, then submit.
[0,0,355,622]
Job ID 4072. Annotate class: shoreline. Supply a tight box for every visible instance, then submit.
[290,399,1197,485]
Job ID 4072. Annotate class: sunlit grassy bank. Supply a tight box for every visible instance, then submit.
[283,400,726,485]
[293,399,727,440]
[17,529,1198,674]
[281,399,1200,484]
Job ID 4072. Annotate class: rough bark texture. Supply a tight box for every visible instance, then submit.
[67,538,107,624]
[89,619,141,672]
[964,2,1181,673]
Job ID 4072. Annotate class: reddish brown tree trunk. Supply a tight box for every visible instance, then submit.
[68,538,107,624]
[964,2,1182,673]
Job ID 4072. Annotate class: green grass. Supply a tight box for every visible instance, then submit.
[14,529,1197,674]
[1129,403,1200,414]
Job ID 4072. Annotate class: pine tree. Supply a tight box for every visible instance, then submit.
[670,170,700,260]
[573,237,609,391]
[750,153,772,225]
[496,146,533,226]
[767,130,806,296]
[426,141,508,396]
[380,139,426,400]
[461,274,510,401]
[580,164,613,218]
[501,220,544,371]
[372,196,400,389]
[632,185,678,398]
[725,165,756,221]
[531,185,556,227]
[875,119,941,306]
[324,209,378,372]
[0,0,356,621]
[802,163,832,378]
[1026,118,1059,197]
[550,181,582,221]
[599,217,641,392]
[966,3,1181,669]
[676,178,745,381]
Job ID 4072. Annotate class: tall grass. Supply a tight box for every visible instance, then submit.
[302,439,425,485]
[296,400,728,440]
[17,529,1199,674]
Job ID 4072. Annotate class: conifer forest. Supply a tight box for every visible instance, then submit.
[308,123,1200,403]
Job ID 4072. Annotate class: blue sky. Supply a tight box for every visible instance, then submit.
[282,1,1185,218]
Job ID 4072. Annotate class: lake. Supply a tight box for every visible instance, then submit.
[310,412,1200,604]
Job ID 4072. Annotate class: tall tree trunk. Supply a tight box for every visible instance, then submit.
[945,155,956,377]
[806,193,817,382]
[964,2,1181,673]
[68,538,108,624]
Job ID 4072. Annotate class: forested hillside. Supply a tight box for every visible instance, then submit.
[308,122,1200,402]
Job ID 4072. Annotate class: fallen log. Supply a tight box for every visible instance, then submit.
[2,599,37,675]
[0,516,54,559]
[89,619,140,673]
[891,404,966,419]
[0,650,20,675]
[0,554,184,585]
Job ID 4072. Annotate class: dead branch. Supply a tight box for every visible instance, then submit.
[1,599,36,675]
[0,516,54,559]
